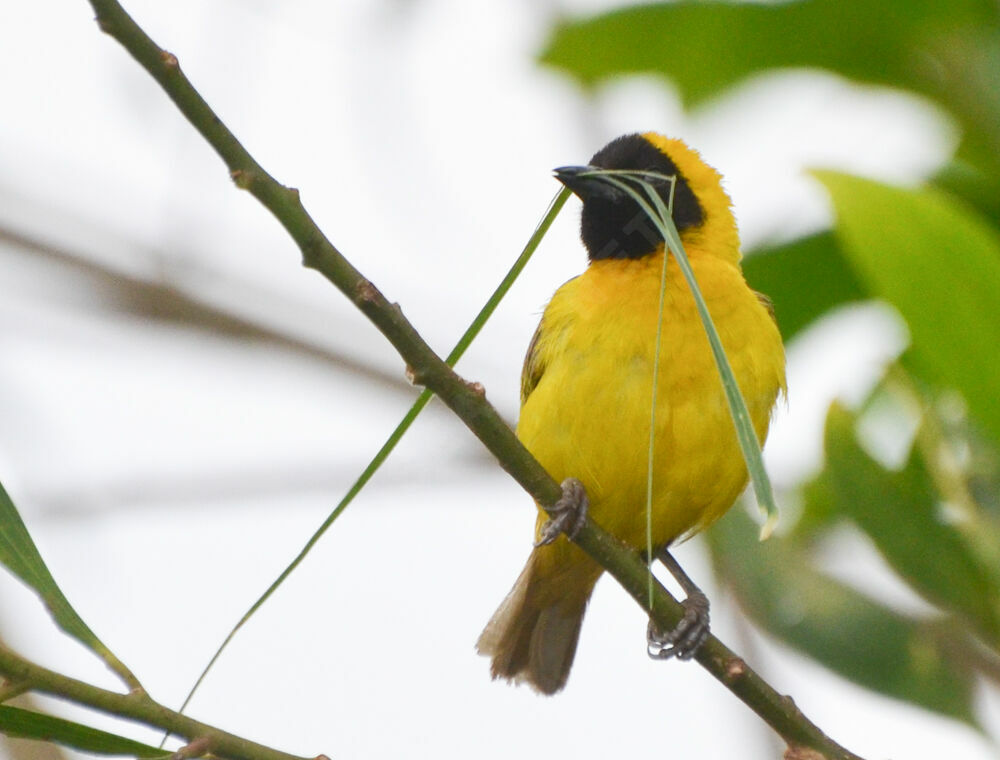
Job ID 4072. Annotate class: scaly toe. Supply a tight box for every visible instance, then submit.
[647,591,710,660]
[534,477,589,546]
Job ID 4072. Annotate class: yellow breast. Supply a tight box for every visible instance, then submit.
[517,248,785,550]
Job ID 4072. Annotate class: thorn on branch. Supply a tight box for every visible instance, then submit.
[159,50,179,70]
[466,380,486,398]
[724,656,747,684]
[783,745,827,760]
[170,736,212,760]
[230,169,254,190]
[405,364,433,387]
[354,280,380,306]
[780,693,807,722]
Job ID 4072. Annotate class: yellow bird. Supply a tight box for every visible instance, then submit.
[477,133,786,694]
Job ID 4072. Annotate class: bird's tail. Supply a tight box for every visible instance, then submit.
[477,545,601,695]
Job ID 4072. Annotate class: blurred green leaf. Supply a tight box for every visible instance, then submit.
[815,171,1000,447]
[793,467,838,539]
[821,402,1000,646]
[0,480,137,687]
[708,506,978,724]
[743,232,867,344]
[539,1,997,107]
[540,1,1000,181]
[0,706,166,758]
[933,28,1000,174]
[933,160,1000,229]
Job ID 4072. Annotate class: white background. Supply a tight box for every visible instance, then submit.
[1,1,996,759]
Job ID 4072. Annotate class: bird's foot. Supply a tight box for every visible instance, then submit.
[646,591,710,660]
[646,549,710,660]
[534,478,589,546]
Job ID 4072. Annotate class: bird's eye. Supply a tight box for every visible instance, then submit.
[621,171,668,191]
[642,171,673,186]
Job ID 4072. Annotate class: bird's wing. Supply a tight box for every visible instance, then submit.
[754,290,778,327]
[521,275,581,406]
[520,320,545,406]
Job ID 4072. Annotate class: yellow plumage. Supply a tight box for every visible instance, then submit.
[477,133,786,694]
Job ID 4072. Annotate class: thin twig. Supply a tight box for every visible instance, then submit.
[0,645,312,760]
[81,2,865,758]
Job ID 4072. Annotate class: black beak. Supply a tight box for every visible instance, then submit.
[553,165,625,202]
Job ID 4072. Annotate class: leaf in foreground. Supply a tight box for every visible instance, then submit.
[820,402,1000,648]
[0,481,137,687]
[538,0,995,113]
[708,506,978,724]
[742,232,867,344]
[815,171,1000,448]
[0,706,166,758]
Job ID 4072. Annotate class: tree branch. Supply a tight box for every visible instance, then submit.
[77,2,865,758]
[0,645,316,760]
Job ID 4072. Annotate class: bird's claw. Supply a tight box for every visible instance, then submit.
[646,590,710,661]
[534,478,589,546]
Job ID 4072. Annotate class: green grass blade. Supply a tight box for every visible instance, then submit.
[0,481,140,688]
[646,177,677,606]
[0,706,168,758]
[177,188,572,717]
[595,171,780,538]
[443,188,571,364]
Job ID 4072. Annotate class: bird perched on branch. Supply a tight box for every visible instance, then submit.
[477,133,786,694]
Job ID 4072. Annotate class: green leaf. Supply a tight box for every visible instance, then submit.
[742,232,867,344]
[931,29,1000,174]
[0,481,138,687]
[0,706,166,758]
[821,402,1000,646]
[815,171,1000,447]
[708,507,978,724]
[933,160,1000,230]
[539,0,996,107]
[793,466,839,540]
[539,2,1000,174]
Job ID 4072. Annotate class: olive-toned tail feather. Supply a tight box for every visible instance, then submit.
[477,548,598,695]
